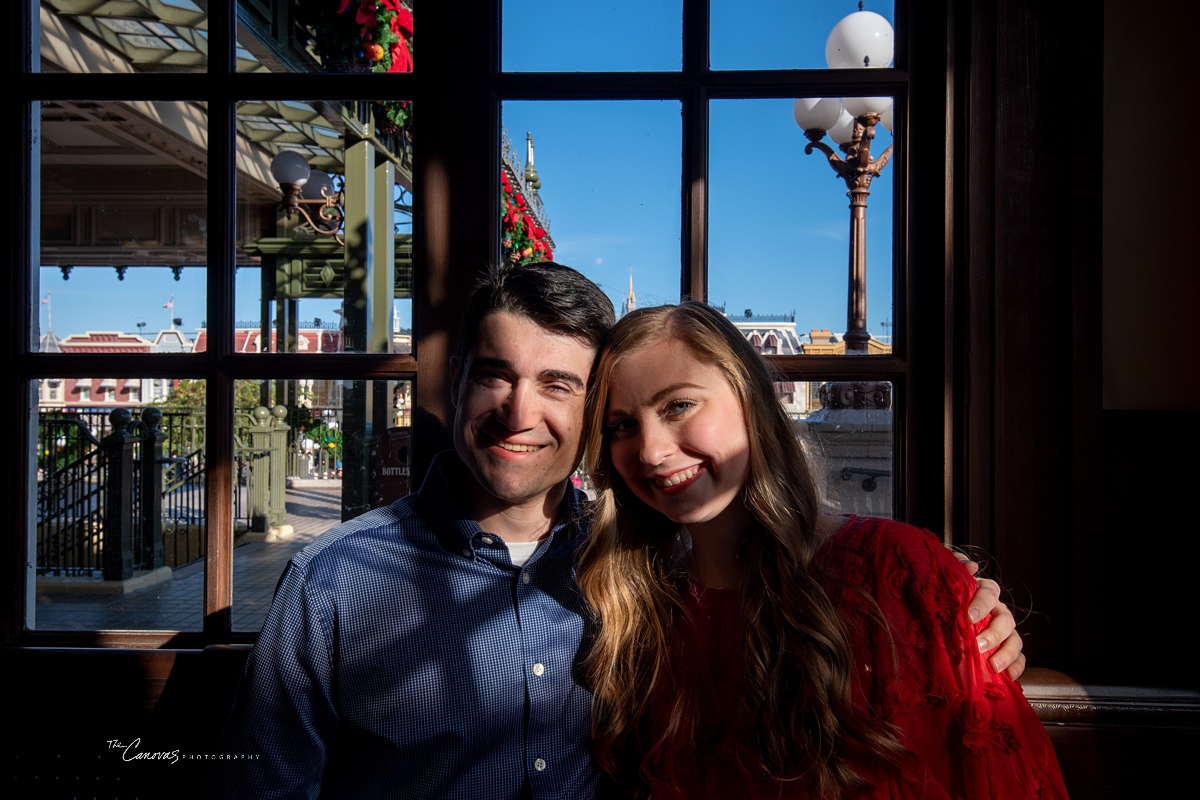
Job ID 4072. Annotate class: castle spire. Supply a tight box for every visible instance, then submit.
[622,267,637,316]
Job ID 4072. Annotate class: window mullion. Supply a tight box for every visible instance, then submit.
[682,86,708,303]
[202,1,238,639]
[681,0,710,301]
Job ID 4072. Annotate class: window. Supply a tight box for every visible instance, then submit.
[21,1,421,639]
[14,1,917,644]
[42,380,62,402]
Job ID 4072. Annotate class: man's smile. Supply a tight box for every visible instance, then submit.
[495,440,545,453]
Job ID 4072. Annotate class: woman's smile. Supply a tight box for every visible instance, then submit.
[653,464,702,489]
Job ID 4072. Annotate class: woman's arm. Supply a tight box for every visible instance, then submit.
[824,517,1069,798]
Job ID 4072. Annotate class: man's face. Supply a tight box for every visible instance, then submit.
[451,311,596,514]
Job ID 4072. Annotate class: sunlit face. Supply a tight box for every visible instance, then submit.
[452,311,596,516]
[603,336,752,539]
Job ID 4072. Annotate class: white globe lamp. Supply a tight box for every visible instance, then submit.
[793,97,844,133]
[843,95,892,118]
[825,10,894,70]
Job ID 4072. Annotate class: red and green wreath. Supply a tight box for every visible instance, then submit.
[302,1,414,74]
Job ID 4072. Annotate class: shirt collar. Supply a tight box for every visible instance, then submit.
[415,451,586,558]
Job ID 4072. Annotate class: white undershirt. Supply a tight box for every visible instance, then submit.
[506,538,544,568]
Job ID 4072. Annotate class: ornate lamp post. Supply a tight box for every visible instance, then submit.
[270,150,346,244]
[792,5,896,515]
[792,5,894,354]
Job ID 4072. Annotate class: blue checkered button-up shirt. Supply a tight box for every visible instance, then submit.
[210,452,599,799]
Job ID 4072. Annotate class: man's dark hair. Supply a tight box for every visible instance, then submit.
[453,262,616,365]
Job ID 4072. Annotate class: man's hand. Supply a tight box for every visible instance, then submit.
[955,554,1026,681]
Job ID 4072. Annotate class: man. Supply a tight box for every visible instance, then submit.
[210,261,1023,798]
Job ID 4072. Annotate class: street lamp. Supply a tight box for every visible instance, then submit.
[792,5,895,354]
[270,150,346,244]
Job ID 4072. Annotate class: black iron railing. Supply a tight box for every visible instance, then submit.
[161,447,207,567]
[36,416,105,576]
[36,407,217,576]
[36,403,330,577]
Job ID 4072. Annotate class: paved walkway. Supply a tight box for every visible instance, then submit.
[34,481,344,632]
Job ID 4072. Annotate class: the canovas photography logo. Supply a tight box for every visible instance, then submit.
[106,738,260,764]
[107,738,180,765]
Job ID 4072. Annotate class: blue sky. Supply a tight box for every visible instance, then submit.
[37,0,896,341]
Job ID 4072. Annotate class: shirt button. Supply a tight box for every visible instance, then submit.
[481,536,494,545]
[461,548,472,558]
[521,573,531,584]
[534,757,547,772]
[532,662,545,677]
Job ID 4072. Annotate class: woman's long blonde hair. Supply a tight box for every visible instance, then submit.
[577,302,906,797]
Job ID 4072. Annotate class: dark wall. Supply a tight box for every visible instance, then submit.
[1092,0,1199,686]
[1102,0,1200,411]
[951,0,1197,689]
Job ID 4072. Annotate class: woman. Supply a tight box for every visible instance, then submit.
[577,302,1067,799]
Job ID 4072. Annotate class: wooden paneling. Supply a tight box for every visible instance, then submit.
[5,651,1194,798]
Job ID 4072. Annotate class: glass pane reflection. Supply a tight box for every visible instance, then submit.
[796,379,894,519]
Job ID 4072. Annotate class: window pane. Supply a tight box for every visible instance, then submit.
[237,1,415,74]
[501,101,681,311]
[42,0,210,74]
[232,378,414,632]
[798,380,894,518]
[32,376,416,632]
[38,100,209,350]
[34,388,208,632]
[236,100,414,354]
[502,0,681,72]
[710,0,896,71]
[709,98,894,351]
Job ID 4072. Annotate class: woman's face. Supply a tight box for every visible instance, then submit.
[603,335,751,538]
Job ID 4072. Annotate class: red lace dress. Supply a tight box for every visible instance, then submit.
[642,516,1069,799]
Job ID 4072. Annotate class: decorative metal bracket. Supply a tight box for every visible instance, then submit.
[804,113,893,194]
[280,183,346,245]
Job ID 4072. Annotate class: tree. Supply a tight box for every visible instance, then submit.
[157,379,265,413]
